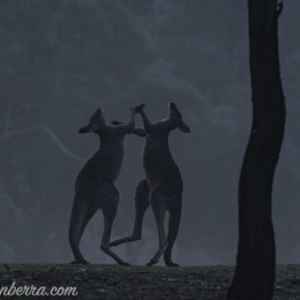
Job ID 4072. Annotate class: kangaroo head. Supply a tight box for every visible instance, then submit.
[167,102,190,133]
[78,108,106,134]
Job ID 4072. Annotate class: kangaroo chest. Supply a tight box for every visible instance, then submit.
[143,137,181,187]
[76,140,125,188]
[95,147,125,181]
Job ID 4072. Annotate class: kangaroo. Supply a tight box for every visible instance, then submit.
[110,103,190,266]
[69,105,142,265]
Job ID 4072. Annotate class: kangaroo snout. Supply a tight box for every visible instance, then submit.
[93,108,103,117]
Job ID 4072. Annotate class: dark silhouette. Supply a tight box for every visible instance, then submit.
[69,106,142,265]
[110,103,190,266]
[227,1,285,299]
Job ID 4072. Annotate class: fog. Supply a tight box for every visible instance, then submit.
[0,0,299,266]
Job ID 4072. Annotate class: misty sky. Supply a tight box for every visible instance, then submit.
[0,0,299,266]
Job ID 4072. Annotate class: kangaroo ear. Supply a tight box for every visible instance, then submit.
[133,128,146,137]
[178,122,190,133]
[78,126,89,134]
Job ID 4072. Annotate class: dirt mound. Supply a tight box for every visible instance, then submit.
[0,264,299,299]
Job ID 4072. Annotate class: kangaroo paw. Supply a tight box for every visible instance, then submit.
[110,120,124,125]
[133,104,146,113]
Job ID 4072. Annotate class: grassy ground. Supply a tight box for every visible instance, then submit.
[0,264,299,299]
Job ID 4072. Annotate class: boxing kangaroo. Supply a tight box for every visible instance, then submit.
[69,105,142,265]
[110,103,190,266]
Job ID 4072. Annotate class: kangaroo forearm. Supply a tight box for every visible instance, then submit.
[126,111,136,133]
[118,111,135,135]
[132,128,146,137]
[140,111,152,134]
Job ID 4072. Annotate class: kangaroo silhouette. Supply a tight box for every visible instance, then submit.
[69,105,142,265]
[110,103,190,266]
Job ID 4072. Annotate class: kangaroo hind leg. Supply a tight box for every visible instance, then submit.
[164,199,182,267]
[146,191,168,266]
[69,195,97,264]
[100,183,130,266]
[110,179,150,247]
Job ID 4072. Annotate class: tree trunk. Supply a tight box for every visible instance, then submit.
[226,1,285,299]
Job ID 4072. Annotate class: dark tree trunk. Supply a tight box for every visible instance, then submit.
[226,1,285,299]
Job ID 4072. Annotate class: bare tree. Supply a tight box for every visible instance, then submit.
[227,1,285,299]
[0,100,86,162]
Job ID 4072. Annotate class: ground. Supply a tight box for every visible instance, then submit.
[0,264,299,299]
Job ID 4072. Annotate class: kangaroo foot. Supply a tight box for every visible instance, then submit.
[146,259,158,267]
[70,260,90,265]
[110,236,138,247]
[118,261,131,266]
[109,241,118,247]
[165,262,180,267]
